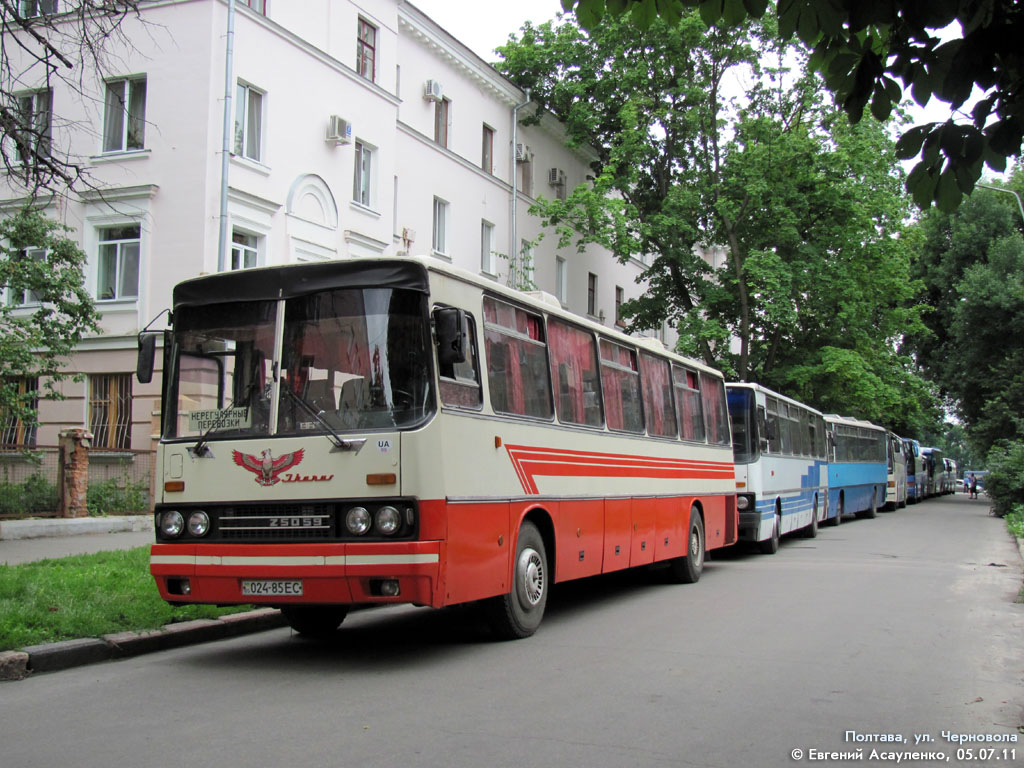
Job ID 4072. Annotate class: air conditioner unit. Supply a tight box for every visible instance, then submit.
[548,167,566,186]
[424,79,444,102]
[515,143,530,163]
[326,115,352,145]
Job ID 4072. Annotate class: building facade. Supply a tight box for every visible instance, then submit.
[1,0,660,451]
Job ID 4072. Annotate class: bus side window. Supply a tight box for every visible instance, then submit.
[766,398,780,454]
[483,297,553,420]
[757,405,769,451]
[672,365,705,442]
[548,318,603,427]
[600,339,644,434]
[436,308,482,410]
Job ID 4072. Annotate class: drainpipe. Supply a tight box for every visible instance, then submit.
[217,0,236,273]
[509,88,531,288]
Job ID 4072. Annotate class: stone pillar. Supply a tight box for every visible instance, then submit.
[58,428,92,518]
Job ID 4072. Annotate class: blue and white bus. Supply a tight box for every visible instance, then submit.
[727,384,828,553]
[824,415,888,522]
[903,437,925,503]
[885,432,908,510]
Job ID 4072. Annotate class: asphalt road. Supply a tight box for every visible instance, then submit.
[2,494,1021,768]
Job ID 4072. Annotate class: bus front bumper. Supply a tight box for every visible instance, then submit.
[150,541,442,609]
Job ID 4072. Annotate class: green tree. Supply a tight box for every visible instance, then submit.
[499,10,935,431]
[907,173,1024,452]
[0,207,99,441]
[562,0,1023,213]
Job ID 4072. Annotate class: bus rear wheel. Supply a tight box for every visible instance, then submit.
[666,506,704,584]
[858,491,878,519]
[803,497,819,538]
[486,521,548,640]
[281,605,348,636]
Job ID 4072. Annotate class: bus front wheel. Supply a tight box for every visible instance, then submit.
[759,509,781,555]
[486,521,548,640]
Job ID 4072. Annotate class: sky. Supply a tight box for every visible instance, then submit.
[411,0,561,62]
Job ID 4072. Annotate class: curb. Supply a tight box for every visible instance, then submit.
[0,515,153,541]
[0,608,286,682]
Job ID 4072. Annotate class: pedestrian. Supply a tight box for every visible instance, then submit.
[968,473,978,499]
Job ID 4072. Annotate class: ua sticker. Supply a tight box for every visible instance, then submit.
[377,439,392,453]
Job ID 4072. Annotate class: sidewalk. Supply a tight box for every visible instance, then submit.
[0,516,285,682]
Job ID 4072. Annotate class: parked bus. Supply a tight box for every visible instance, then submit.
[138,257,738,639]
[725,383,828,553]
[885,432,908,510]
[942,458,958,494]
[919,446,944,498]
[824,415,888,521]
[903,437,925,503]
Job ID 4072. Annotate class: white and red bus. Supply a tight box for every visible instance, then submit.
[139,257,737,639]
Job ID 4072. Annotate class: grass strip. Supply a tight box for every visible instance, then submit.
[0,546,250,651]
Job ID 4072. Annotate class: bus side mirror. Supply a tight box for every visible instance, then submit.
[434,307,468,366]
[136,332,158,384]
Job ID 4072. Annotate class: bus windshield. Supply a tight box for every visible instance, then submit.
[727,387,758,464]
[165,287,434,440]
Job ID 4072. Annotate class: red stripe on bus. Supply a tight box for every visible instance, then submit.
[505,444,734,495]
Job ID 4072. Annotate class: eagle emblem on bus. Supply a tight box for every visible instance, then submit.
[232,448,305,486]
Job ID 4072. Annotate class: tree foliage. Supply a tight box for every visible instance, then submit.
[498,10,936,432]
[563,0,1024,213]
[0,1,142,197]
[0,207,99,439]
[906,173,1024,453]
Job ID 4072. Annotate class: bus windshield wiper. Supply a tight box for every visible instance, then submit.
[279,385,365,453]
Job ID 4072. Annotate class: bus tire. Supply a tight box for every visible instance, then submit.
[281,605,348,636]
[486,521,548,640]
[858,491,878,519]
[828,496,843,526]
[666,506,704,584]
[804,497,819,538]
[759,509,781,554]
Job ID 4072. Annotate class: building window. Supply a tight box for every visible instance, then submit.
[587,273,597,317]
[555,257,567,305]
[13,89,52,165]
[234,82,263,161]
[97,225,140,301]
[6,247,46,306]
[434,97,450,147]
[615,286,625,326]
[230,231,258,270]
[481,125,494,173]
[102,77,146,153]
[357,18,376,81]
[19,1,57,17]
[353,141,373,207]
[241,0,265,12]
[1,377,39,448]
[432,197,448,255]
[480,220,495,274]
[89,374,132,450]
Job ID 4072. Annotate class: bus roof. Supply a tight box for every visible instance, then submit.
[725,382,825,416]
[823,413,887,432]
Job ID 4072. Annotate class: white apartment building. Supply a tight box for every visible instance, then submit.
[1,0,659,451]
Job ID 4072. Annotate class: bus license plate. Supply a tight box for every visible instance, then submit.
[241,580,303,597]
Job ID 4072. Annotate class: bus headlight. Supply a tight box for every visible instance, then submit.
[736,495,753,511]
[375,506,401,536]
[160,510,185,538]
[345,507,371,535]
[187,511,211,537]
